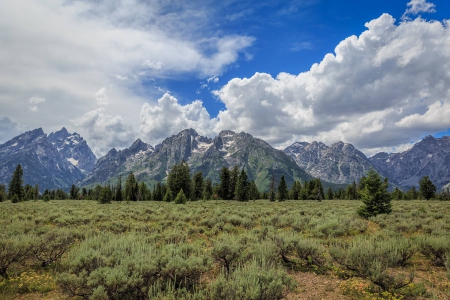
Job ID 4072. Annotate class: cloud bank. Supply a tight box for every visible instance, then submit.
[141,13,450,156]
[0,0,253,153]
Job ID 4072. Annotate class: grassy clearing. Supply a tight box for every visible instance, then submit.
[0,200,449,299]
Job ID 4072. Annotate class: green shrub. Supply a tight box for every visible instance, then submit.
[208,261,295,300]
[175,189,187,204]
[11,194,19,203]
[330,236,415,291]
[0,233,36,279]
[57,234,211,299]
[417,235,450,266]
[211,235,243,274]
[294,238,326,268]
[445,253,450,279]
[32,229,79,267]
[271,232,297,264]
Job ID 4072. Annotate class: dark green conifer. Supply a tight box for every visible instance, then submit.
[115,175,123,201]
[235,169,249,202]
[8,164,24,202]
[174,189,187,204]
[277,175,289,202]
[357,169,392,218]
[419,176,436,200]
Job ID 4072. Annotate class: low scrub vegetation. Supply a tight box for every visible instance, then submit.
[0,199,449,299]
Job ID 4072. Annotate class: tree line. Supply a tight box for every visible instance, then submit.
[1,163,449,204]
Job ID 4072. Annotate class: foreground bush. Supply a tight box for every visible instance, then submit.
[57,233,211,299]
[211,234,243,274]
[417,235,450,266]
[330,236,414,291]
[208,261,295,300]
[32,229,79,267]
[0,233,36,279]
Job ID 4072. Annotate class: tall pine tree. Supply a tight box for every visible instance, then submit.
[124,172,138,201]
[219,167,231,200]
[235,169,249,202]
[167,160,192,200]
[277,175,289,202]
[192,171,204,201]
[8,164,24,202]
[115,175,123,201]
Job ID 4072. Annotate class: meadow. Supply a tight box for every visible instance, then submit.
[0,199,449,299]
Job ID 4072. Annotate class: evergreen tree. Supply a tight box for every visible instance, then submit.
[25,187,35,201]
[0,184,7,202]
[357,169,392,218]
[192,171,204,201]
[229,166,239,200]
[299,181,308,200]
[34,184,39,200]
[138,182,150,201]
[311,178,324,201]
[115,175,123,201]
[391,187,403,200]
[290,181,301,200]
[212,183,221,200]
[174,189,187,204]
[249,180,259,200]
[70,184,79,200]
[8,164,24,202]
[98,186,112,204]
[269,174,276,202]
[154,182,163,201]
[346,181,357,199]
[219,167,231,200]
[409,186,418,200]
[235,169,249,202]
[124,172,138,201]
[326,186,333,200]
[419,176,436,200]
[167,160,192,200]
[163,188,173,202]
[203,179,213,200]
[277,175,289,202]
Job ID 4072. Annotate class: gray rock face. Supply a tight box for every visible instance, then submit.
[82,129,315,191]
[284,141,373,184]
[0,128,84,191]
[369,135,450,189]
[82,138,155,185]
[48,127,97,174]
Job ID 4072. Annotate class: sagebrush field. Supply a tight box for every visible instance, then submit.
[1,200,450,299]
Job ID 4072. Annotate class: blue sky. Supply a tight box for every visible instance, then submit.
[1,0,450,156]
[163,0,449,116]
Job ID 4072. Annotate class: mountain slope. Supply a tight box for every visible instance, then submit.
[284,141,373,184]
[369,135,450,189]
[82,129,317,191]
[0,128,84,191]
[48,127,97,173]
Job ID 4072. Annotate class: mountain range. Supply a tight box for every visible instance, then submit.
[1,127,450,192]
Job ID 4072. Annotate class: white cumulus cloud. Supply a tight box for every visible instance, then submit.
[404,0,436,16]
[140,93,216,145]
[0,0,254,148]
[73,108,137,157]
[140,13,450,157]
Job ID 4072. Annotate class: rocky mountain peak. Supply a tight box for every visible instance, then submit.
[129,139,150,154]
[47,127,97,174]
[48,127,69,141]
[0,128,84,191]
[284,140,372,184]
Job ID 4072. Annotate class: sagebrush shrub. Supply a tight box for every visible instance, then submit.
[208,261,295,300]
[417,235,450,266]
